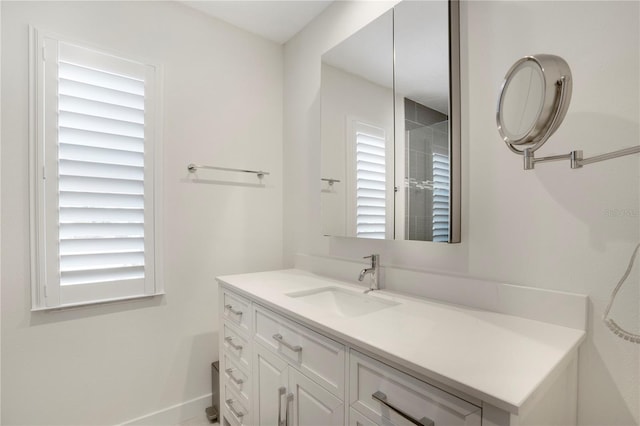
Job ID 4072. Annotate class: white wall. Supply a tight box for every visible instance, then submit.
[1,1,283,425]
[284,1,639,425]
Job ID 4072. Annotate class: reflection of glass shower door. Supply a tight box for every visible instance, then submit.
[405,126,433,240]
[404,120,449,241]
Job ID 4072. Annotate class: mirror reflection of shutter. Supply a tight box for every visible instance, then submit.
[355,123,386,239]
[432,152,450,242]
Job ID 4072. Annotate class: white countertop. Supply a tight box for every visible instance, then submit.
[217,269,586,414]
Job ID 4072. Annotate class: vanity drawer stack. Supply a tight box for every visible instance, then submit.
[220,290,253,426]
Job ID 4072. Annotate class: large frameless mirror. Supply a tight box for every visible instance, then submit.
[320,0,460,242]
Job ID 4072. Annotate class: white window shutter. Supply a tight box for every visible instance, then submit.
[355,124,387,239]
[432,152,450,242]
[33,32,160,309]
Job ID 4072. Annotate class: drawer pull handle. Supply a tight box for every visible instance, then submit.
[285,392,294,426]
[277,386,286,426]
[225,368,244,385]
[225,398,245,419]
[272,334,302,352]
[372,391,435,426]
[225,304,243,316]
[224,336,243,351]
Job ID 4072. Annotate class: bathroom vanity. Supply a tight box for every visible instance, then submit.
[217,269,585,426]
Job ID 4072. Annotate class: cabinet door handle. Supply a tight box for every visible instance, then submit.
[225,304,243,316]
[272,333,302,352]
[285,392,294,426]
[225,368,244,385]
[372,391,435,426]
[277,386,286,426]
[225,398,245,419]
[224,336,243,351]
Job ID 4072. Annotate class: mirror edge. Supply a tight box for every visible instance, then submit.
[449,0,461,243]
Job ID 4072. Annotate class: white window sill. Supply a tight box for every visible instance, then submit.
[31,292,165,312]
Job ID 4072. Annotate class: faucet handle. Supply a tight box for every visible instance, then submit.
[363,254,379,265]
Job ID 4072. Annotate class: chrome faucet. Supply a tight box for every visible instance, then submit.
[359,254,380,293]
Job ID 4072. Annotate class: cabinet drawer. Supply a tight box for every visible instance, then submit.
[222,290,252,336]
[223,353,251,407]
[223,323,251,372]
[350,350,481,426]
[254,305,346,398]
[223,385,251,426]
[350,408,388,426]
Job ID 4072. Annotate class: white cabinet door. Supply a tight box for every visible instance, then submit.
[289,367,344,426]
[254,343,289,426]
[254,342,346,426]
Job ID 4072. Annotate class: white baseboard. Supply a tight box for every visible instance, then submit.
[118,394,213,426]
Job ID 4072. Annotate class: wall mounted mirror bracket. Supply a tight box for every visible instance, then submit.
[497,54,640,170]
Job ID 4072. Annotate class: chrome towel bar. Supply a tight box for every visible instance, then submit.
[187,163,269,179]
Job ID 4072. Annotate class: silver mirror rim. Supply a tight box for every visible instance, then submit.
[496,54,572,154]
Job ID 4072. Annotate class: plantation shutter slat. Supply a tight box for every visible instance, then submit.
[59,79,144,110]
[355,125,387,239]
[60,207,144,224]
[59,62,145,94]
[59,95,144,124]
[356,160,385,174]
[60,127,144,152]
[357,180,385,191]
[59,143,144,167]
[59,223,145,240]
[60,252,145,272]
[59,176,144,195]
[60,238,145,255]
[357,196,385,207]
[61,267,146,286]
[57,44,149,289]
[59,110,144,138]
[357,215,386,224]
[60,191,144,209]
[432,152,450,242]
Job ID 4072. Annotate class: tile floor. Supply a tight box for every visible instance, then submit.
[178,410,217,426]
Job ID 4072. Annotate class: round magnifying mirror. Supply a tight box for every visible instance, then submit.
[497,54,572,153]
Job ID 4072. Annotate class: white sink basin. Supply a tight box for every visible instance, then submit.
[286,286,400,318]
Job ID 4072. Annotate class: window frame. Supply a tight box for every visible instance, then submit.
[29,27,164,310]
